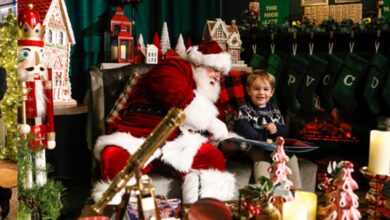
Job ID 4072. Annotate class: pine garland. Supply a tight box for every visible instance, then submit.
[0,9,19,160]
[17,135,65,220]
[237,9,390,36]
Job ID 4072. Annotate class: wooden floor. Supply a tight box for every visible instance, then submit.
[0,159,17,220]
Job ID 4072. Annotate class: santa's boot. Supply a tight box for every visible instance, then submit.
[182,169,237,204]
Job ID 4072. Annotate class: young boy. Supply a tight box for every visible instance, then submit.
[234,70,302,190]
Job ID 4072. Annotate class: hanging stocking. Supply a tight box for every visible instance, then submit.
[249,44,267,69]
[332,53,369,112]
[363,53,390,114]
[317,54,343,112]
[382,71,390,109]
[297,55,328,113]
[282,55,309,113]
[266,52,285,105]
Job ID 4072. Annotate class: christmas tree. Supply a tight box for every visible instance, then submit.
[152,32,162,63]
[268,136,294,202]
[160,22,171,55]
[137,33,146,56]
[175,33,186,56]
[323,161,361,220]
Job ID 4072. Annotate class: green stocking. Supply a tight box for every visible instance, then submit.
[283,55,309,113]
[267,53,285,105]
[382,70,390,109]
[297,55,328,113]
[317,54,343,112]
[363,53,390,114]
[249,53,267,70]
[332,53,369,112]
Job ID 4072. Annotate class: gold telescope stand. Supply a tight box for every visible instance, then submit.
[115,168,161,220]
[81,107,185,218]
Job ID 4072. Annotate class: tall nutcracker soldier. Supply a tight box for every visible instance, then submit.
[17,3,55,187]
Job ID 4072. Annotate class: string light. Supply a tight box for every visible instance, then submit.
[0,10,19,160]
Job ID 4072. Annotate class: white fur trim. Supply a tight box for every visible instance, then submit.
[94,132,161,167]
[92,176,142,205]
[207,117,228,141]
[183,91,218,131]
[187,46,231,75]
[182,169,238,204]
[161,131,207,172]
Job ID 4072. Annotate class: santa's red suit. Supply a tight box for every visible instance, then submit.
[93,41,237,204]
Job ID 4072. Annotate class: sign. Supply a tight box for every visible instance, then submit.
[384,0,390,18]
[259,0,290,26]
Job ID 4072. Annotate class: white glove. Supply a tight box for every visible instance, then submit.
[207,118,228,141]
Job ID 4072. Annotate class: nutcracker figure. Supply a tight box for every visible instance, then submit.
[18,3,55,186]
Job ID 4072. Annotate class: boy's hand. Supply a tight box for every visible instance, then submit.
[265,123,277,134]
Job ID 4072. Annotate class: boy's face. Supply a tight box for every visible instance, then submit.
[247,77,274,106]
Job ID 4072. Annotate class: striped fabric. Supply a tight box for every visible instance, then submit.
[106,73,141,124]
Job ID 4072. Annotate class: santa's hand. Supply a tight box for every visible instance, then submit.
[207,118,228,141]
[47,140,56,149]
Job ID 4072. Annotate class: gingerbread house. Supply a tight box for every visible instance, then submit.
[202,18,244,66]
[18,0,77,106]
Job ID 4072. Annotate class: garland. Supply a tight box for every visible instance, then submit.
[237,9,390,35]
[0,9,19,160]
[17,135,65,220]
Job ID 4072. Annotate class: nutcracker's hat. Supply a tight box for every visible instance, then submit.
[18,3,45,47]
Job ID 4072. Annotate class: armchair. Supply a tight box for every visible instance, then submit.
[87,63,252,199]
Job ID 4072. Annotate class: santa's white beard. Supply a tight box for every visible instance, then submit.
[192,66,221,103]
[35,80,46,119]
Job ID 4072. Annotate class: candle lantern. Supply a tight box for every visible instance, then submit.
[108,6,134,63]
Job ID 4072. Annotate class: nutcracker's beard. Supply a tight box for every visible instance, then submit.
[35,80,46,119]
[192,66,221,103]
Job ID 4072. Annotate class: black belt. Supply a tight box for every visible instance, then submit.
[188,129,209,137]
[123,103,167,116]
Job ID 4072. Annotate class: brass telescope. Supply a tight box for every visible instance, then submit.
[91,107,185,214]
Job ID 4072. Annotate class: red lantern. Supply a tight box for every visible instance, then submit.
[109,6,134,63]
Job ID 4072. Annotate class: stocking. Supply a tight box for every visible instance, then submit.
[317,54,343,112]
[282,55,309,113]
[332,53,369,112]
[297,55,328,113]
[363,53,390,114]
[267,53,285,105]
[249,53,267,70]
[382,70,390,109]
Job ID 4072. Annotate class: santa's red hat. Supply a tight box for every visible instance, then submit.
[186,41,231,75]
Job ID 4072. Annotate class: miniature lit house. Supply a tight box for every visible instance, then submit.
[146,44,158,64]
[203,18,245,66]
[109,6,134,63]
[18,0,77,106]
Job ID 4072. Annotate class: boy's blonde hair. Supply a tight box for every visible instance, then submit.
[246,69,276,88]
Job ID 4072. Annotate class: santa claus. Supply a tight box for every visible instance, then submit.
[93,41,237,204]
[17,3,55,186]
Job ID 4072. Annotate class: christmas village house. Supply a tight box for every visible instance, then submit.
[203,18,245,66]
[18,0,77,106]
